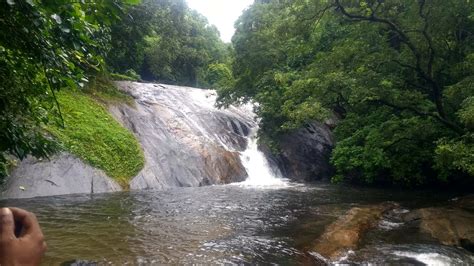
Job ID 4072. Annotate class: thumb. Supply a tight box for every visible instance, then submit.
[0,208,15,241]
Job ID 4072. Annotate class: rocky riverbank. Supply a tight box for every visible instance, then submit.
[1,82,335,199]
[1,153,121,199]
[307,195,474,262]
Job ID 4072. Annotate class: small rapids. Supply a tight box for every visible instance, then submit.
[337,244,474,265]
[2,184,472,264]
[1,82,472,264]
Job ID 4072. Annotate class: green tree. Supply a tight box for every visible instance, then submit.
[206,62,234,92]
[222,0,474,186]
[106,1,154,75]
[0,1,135,179]
[141,0,228,86]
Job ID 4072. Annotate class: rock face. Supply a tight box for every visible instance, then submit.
[112,82,254,190]
[1,153,122,199]
[403,207,474,252]
[311,203,397,260]
[269,122,334,181]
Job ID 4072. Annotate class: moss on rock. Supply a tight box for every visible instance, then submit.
[47,89,144,187]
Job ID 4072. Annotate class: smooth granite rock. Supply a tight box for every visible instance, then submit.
[112,82,253,190]
[1,153,122,199]
[311,202,398,260]
[268,122,334,182]
[403,207,474,252]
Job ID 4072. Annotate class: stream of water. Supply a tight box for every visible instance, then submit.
[2,182,472,265]
[1,83,472,264]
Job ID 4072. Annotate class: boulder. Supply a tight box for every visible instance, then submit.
[403,207,474,252]
[267,122,334,182]
[311,202,398,260]
[1,153,122,199]
[201,146,247,185]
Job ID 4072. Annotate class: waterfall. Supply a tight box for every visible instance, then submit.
[236,130,290,188]
[111,81,289,190]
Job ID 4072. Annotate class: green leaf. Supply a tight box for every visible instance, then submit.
[124,0,141,5]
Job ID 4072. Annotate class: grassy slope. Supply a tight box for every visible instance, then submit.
[47,88,144,188]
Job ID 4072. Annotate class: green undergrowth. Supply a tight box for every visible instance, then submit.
[85,75,135,106]
[110,72,139,82]
[47,88,144,188]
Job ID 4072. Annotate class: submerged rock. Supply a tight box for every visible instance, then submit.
[403,207,474,252]
[60,260,97,266]
[1,153,122,199]
[268,122,334,182]
[452,194,474,212]
[310,202,398,260]
[112,82,254,190]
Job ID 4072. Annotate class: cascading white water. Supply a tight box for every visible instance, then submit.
[112,81,291,189]
[236,130,290,188]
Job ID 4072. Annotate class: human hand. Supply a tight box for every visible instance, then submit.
[0,208,46,266]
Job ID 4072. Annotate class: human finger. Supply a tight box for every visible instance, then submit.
[9,207,42,238]
[0,208,15,241]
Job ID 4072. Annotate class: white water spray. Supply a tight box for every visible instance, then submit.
[236,131,290,188]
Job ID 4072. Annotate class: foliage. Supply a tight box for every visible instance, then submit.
[1,0,225,184]
[143,0,229,86]
[85,74,135,105]
[223,0,474,186]
[0,1,138,179]
[47,90,144,187]
[106,2,154,74]
[106,0,230,87]
[110,70,141,82]
[206,63,235,92]
[124,69,141,81]
[435,96,474,178]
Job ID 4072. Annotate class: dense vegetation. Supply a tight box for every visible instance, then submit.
[219,0,474,186]
[47,89,144,187]
[0,0,226,182]
[2,0,472,188]
[0,0,126,179]
[106,0,231,87]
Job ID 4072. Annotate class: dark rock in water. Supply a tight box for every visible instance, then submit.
[268,122,334,181]
[452,194,474,212]
[403,207,474,252]
[60,260,97,266]
[1,153,121,199]
[310,202,398,260]
[112,82,254,190]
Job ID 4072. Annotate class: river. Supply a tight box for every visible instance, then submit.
[1,83,473,264]
[2,182,473,265]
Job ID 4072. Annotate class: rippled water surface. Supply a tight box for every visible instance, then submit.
[2,183,473,265]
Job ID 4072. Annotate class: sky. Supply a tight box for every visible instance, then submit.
[186,0,254,43]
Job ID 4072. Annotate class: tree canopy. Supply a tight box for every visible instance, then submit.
[0,0,231,180]
[2,0,473,188]
[0,0,134,177]
[106,0,230,87]
[220,0,474,186]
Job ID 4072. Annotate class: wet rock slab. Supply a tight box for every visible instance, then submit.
[310,202,398,260]
[1,153,122,199]
[267,122,334,182]
[112,82,254,190]
[403,205,474,252]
